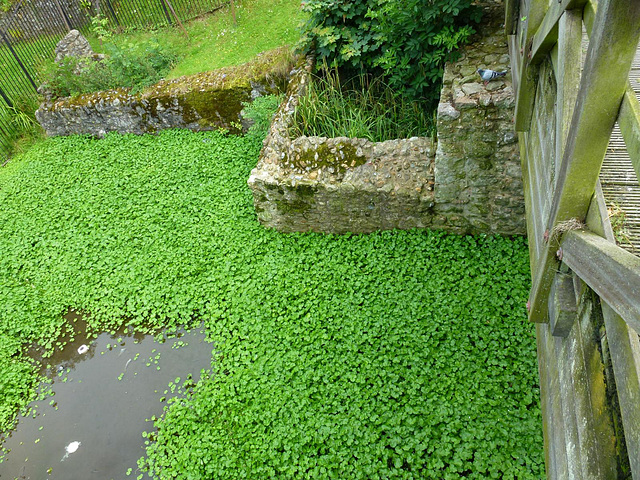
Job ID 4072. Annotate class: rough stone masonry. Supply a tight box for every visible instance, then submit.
[435,0,524,235]
[248,0,524,235]
[36,47,293,137]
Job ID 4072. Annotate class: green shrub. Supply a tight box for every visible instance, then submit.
[40,40,179,98]
[298,0,481,101]
[242,94,285,139]
[0,0,15,12]
[105,41,178,91]
[1,91,43,159]
[291,67,434,141]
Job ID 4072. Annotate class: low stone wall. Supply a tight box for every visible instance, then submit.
[36,48,292,137]
[248,0,525,235]
[250,136,435,234]
[248,60,436,234]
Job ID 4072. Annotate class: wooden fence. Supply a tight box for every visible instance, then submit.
[506,0,640,477]
[0,0,228,159]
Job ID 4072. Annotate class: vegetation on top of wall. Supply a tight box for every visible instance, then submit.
[82,0,304,79]
[40,40,179,98]
[297,0,481,102]
[0,122,542,477]
[291,67,434,142]
[242,94,285,138]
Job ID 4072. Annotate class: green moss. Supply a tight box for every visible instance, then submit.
[143,46,293,99]
[184,88,251,133]
[288,142,366,174]
[52,87,134,110]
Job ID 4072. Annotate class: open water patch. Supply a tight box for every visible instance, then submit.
[0,312,213,479]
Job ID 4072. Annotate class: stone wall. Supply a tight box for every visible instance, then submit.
[249,1,525,235]
[35,48,293,137]
[248,60,436,234]
[434,0,524,235]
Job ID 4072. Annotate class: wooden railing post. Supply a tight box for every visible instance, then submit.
[513,0,548,132]
[527,0,640,323]
[554,10,582,188]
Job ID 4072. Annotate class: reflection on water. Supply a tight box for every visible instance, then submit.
[0,311,213,480]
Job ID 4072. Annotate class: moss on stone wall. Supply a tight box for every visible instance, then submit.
[287,142,367,174]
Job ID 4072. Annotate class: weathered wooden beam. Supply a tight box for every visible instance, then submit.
[514,44,538,132]
[552,332,583,478]
[536,324,570,479]
[548,271,577,337]
[618,87,640,182]
[570,291,619,479]
[542,264,619,478]
[530,0,587,65]
[554,9,583,182]
[527,0,640,323]
[525,0,550,44]
[560,230,640,334]
[600,303,640,478]
[519,132,540,271]
[583,0,596,33]
[513,0,549,132]
[507,35,521,93]
[585,180,640,480]
[505,0,518,36]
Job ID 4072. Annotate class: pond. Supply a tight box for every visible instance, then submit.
[0,311,213,480]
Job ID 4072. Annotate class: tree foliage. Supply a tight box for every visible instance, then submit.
[298,0,481,101]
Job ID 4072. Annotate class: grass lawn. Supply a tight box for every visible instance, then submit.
[0,124,544,478]
[87,0,303,78]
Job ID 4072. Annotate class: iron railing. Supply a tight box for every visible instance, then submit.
[0,0,229,161]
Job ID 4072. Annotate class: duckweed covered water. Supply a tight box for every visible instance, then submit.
[0,312,213,480]
[0,130,544,478]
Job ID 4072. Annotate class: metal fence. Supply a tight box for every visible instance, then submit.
[0,0,228,160]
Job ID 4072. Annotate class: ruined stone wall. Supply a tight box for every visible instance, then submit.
[250,135,436,234]
[35,49,292,137]
[248,59,436,234]
[249,1,525,235]
[434,0,524,235]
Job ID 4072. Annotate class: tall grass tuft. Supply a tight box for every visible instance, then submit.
[242,94,284,139]
[290,67,435,143]
[2,92,43,161]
